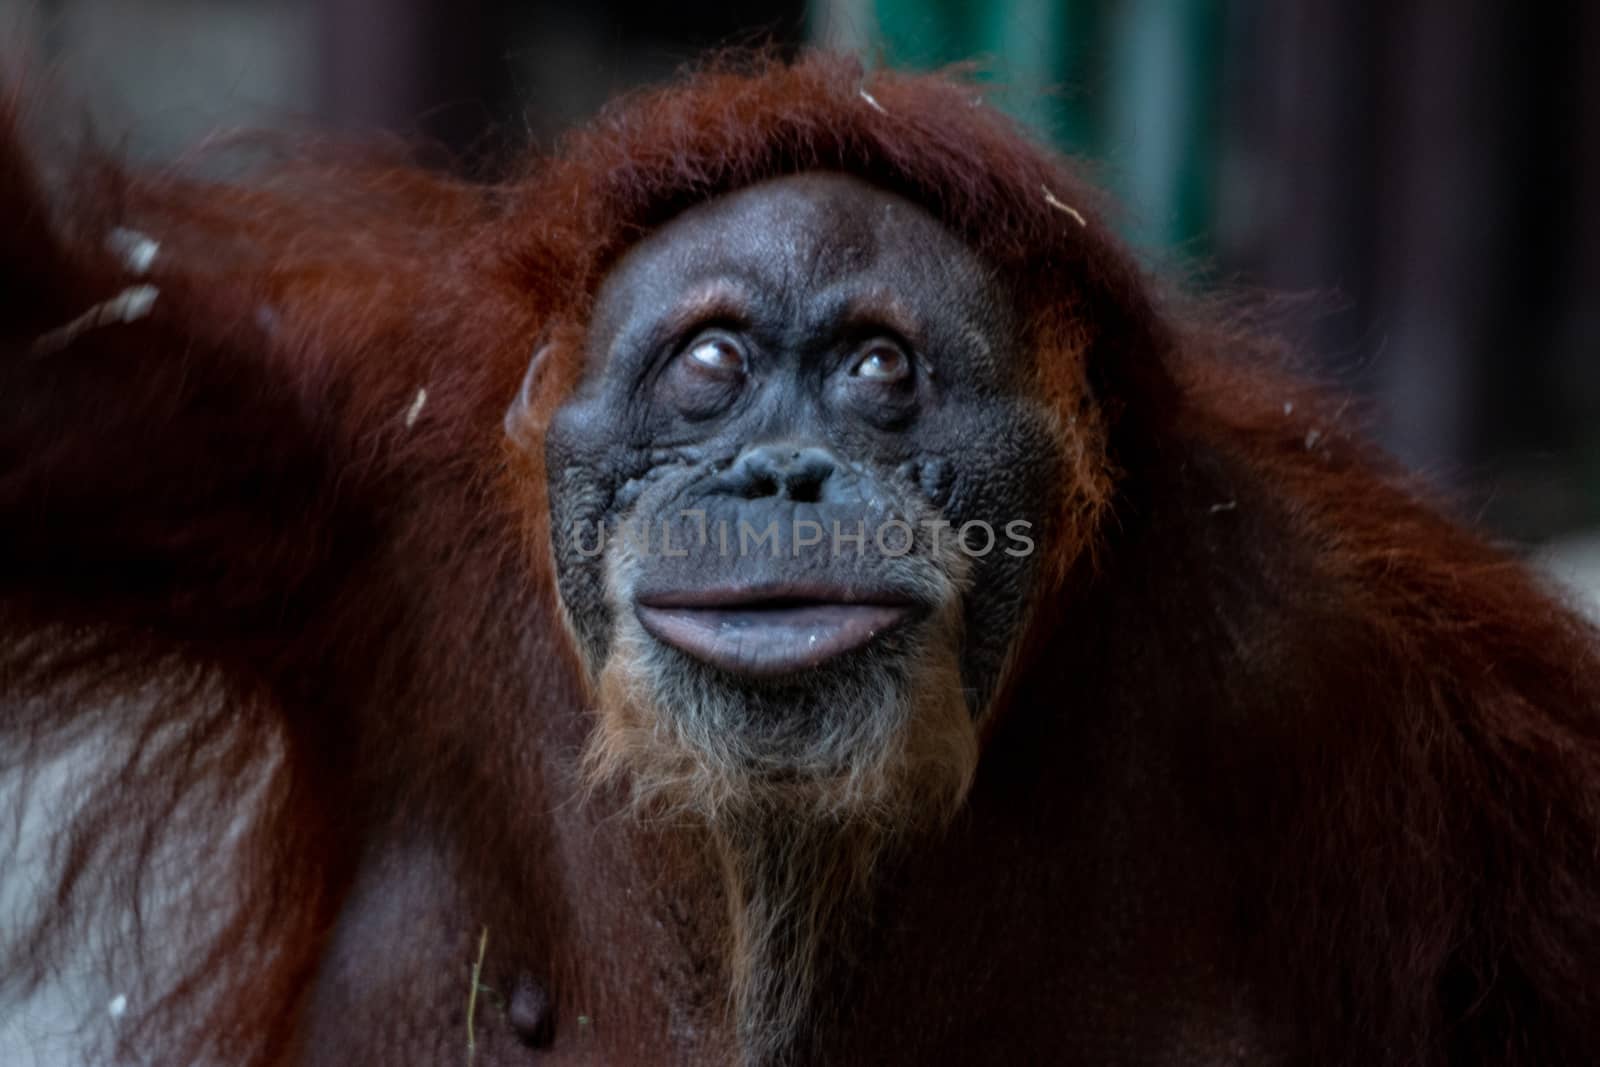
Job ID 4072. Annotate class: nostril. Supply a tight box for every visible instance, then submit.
[742,474,779,499]
[721,444,840,501]
[787,474,824,504]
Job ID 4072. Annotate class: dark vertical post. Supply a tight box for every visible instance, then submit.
[315,0,504,153]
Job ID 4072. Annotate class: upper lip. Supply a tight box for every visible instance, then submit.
[634,582,918,610]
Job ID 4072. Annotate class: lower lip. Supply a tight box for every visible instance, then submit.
[633,601,915,678]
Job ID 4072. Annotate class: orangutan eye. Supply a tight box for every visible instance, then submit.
[683,332,747,379]
[659,329,750,420]
[850,342,911,383]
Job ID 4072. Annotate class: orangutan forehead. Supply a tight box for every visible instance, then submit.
[586,171,1007,359]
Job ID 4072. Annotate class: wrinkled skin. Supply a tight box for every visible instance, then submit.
[546,173,1062,727]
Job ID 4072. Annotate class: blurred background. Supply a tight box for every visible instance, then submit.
[0,0,1596,576]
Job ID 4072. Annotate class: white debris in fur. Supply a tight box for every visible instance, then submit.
[107,995,127,1020]
[858,89,887,114]
[1305,428,1323,450]
[106,227,159,275]
[1283,401,1294,415]
[1209,500,1238,514]
[405,387,428,428]
[255,304,281,336]
[31,285,160,356]
[1042,186,1087,227]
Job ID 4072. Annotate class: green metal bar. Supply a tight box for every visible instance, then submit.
[827,0,1223,259]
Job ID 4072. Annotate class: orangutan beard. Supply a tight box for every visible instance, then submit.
[582,588,978,1064]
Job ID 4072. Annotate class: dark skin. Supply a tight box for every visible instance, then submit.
[545,172,1061,710]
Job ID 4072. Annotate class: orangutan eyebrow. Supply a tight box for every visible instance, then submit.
[617,279,755,383]
[837,289,926,352]
[661,280,753,340]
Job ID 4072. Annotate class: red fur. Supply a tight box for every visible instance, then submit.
[2,52,1598,1065]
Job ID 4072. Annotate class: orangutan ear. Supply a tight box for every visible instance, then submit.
[504,342,554,449]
